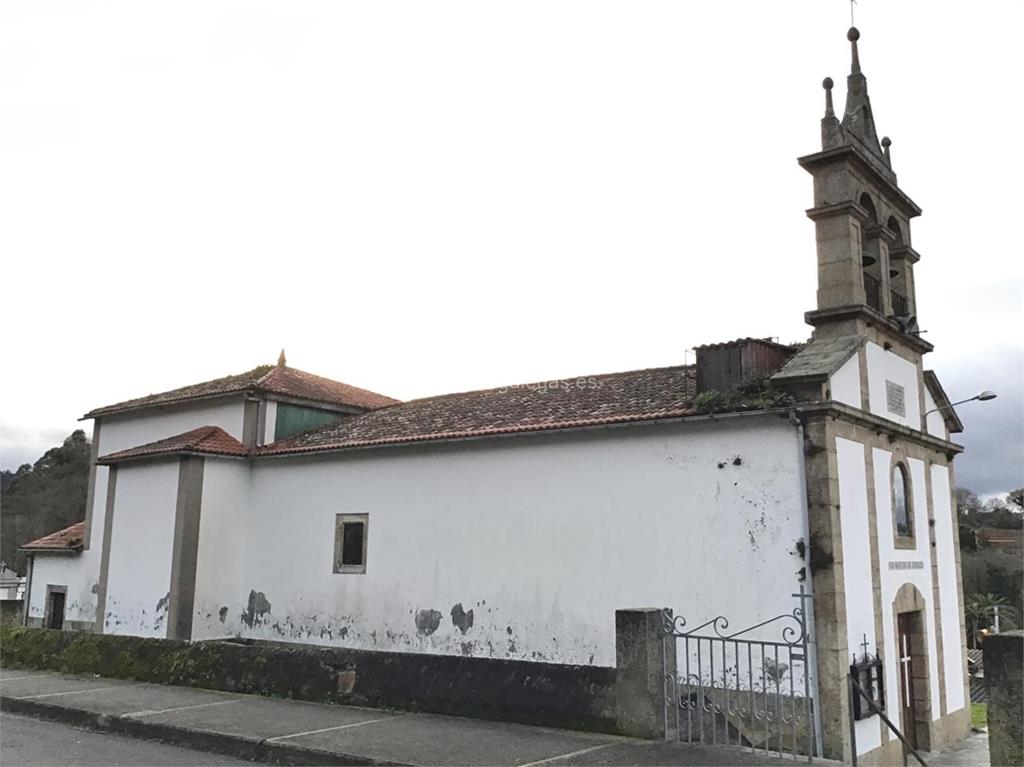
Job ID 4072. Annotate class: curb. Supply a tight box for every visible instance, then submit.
[0,695,410,766]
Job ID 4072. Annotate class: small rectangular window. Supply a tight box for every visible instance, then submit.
[885,380,906,417]
[334,514,368,574]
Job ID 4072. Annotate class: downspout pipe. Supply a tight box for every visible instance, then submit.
[790,408,825,758]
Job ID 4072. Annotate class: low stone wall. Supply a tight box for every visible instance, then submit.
[985,631,1023,767]
[0,610,669,737]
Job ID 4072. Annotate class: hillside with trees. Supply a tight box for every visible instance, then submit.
[957,487,1024,642]
[0,430,90,574]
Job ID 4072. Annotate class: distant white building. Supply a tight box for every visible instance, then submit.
[1,565,25,602]
[22,26,971,763]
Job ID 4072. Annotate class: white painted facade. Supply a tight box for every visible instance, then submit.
[25,397,248,630]
[923,386,948,440]
[865,341,922,429]
[188,416,807,666]
[192,459,251,641]
[23,339,969,763]
[25,554,95,626]
[836,437,882,753]
[103,460,180,637]
[930,464,965,712]
[830,353,862,409]
[831,350,967,756]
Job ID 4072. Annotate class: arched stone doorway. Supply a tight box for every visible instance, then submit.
[891,583,934,751]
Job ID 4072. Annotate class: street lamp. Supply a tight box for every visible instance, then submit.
[924,390,997,417]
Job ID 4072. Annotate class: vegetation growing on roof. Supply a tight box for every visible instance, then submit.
[693,376,794,415]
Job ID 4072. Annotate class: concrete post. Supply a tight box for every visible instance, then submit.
[614,607,675,739]
[985,631,1023,767]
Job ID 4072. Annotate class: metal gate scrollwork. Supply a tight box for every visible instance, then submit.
[662,586,819,761]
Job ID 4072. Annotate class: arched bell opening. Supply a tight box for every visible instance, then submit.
[859,193,882,311]
[886,215,909,316]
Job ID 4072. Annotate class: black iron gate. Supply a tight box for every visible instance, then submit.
[662,587,819,761]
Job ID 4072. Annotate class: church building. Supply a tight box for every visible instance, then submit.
[21,27,970,764]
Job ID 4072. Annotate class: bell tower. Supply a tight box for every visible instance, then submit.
[798,27,931,357]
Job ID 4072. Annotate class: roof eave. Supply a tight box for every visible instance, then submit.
[19,546,82,555]
[97,449,250,466]
[255,407,795,460]
[923,370,965,434]
[81,390,249,421]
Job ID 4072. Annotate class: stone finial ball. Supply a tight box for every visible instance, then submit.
[823,77,834,90]
[881,136,892,148]
[848,27,860,42]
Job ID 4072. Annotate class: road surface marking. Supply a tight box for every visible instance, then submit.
[264,715,399,741]
[18,686,124,700]
[125,699,243,718]
[517,742,618,767]
[0,676,47,682]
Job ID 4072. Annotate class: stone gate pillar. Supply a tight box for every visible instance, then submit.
[614,607,675,739]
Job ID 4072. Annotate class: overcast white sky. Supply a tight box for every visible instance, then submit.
[1,1,1021,495]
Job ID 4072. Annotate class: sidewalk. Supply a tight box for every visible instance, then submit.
[1,668,781,766]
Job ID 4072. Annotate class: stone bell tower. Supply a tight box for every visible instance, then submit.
[798,27,931,359]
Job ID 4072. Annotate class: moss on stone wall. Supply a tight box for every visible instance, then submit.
[0,626,619,734]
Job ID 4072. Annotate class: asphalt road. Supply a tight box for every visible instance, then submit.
[0,712,250,766]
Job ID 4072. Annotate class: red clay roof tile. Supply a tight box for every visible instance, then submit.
[21,522,86,552]
[97,426,248,464]
[83,365,397,419]
[259,365,698,456]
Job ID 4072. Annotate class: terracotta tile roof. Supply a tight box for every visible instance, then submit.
[97,426,249,464]
[21,522,86,552]
[975,527,1023,549]
[259,365,698,456]
[257,366,399,411]
[83,365,398,419]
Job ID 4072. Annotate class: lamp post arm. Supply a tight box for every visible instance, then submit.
[924,394,991,417]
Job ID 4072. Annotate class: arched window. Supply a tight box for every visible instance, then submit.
[893,462,913,537]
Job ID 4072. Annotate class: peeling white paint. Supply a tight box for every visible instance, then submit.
[103,460,179,637]
[26,398,248,631]
[188,416,807,667]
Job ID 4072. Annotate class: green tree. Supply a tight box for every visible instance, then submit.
[0,431,91,574]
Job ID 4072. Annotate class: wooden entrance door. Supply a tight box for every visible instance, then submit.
[897,613,918,749]
[46,590,66,630]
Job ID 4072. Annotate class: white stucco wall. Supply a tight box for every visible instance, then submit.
[25,397,248,631]
[872,449,942,727]
[865,342,921,429]
[192,459,251,640]
[931,463,966,713]
[836,437,881,754]
[103,459,180,637]
[922,387,948,440]
[191,415,808,667]
[25,554,96,626]
[830,354,862,409]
